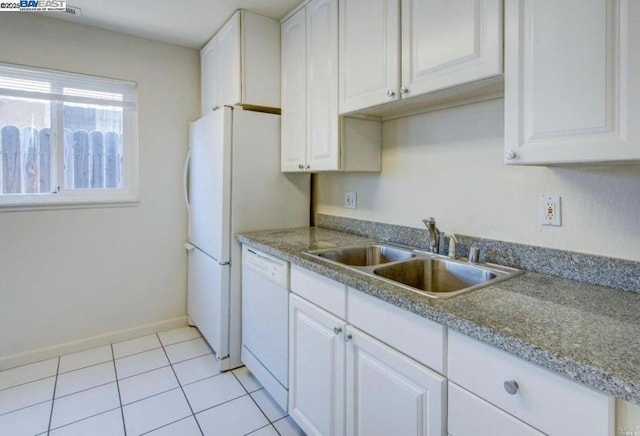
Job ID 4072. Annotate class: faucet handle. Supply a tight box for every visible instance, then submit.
[446,233,458,258]
[468,246,480,263]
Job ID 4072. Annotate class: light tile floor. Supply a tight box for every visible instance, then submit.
[0,326,306,436]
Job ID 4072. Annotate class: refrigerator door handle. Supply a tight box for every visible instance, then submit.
[183,148,192,212]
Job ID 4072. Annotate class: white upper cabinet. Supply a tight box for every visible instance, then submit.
[339,0,503,115]
[281,0,382,173]
[281,8,308,172]
[200,39,219,115]
[339,0,401,113]
[402,0,503,98]
[306,0,341,171]
[200,10,280,116]
[504,0,640,165]
[216,12,241,108]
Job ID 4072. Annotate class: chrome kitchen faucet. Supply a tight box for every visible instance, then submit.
[422,217,440,253]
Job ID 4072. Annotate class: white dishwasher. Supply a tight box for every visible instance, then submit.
[241,246,289,411]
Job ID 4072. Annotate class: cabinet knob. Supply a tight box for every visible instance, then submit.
[333,327,342,335]
[212,105,220,111]
[298,164,304,170]
[504,150,517,160]
[400,86,409,95]
[386,90,396,98]
[305,164,310,170]
[503,380,519,395]
[344,333,353,342]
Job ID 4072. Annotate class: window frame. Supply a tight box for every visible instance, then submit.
[0,62,139,211]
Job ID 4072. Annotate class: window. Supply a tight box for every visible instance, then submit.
[0,63,138,209]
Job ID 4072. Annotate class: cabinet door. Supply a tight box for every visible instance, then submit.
[281,8,308,172]
[306,0,340,171]
[339,0,400,113]
[504,0,640,165]
[217,11,242,106]
[200,37,219,116]
[241,10,281,108]
[289,294,346,436]
[401,0,502,99]
[345,327,446,436]
[448,383,544,436]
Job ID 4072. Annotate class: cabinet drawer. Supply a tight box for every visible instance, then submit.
[448,330,614,436]
[347,287,444,373]
[448,382,543,436]
[290,265,347,318]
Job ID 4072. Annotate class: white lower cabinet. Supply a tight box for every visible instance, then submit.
[289,294,346,436]
[448,382,543,436]
[289,290,446,436]
[286,264,616,436]
[346,326,446,436]
[347,286,444,373]
[448,330,614,435]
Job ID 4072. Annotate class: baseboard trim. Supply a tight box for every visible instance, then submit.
[0,316,188,371]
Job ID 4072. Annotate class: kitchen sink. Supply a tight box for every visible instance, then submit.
[304,243,523,299]
[374,258,502,294]
[307,244,415,266]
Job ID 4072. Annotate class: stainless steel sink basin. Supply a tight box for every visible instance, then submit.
[307,244,415,266]
[374,258,499,293]
[304,242,523,299]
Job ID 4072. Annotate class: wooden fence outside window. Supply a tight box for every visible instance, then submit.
[0,125,123,195]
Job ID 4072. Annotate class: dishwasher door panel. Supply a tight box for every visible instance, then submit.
[242,261,289,387]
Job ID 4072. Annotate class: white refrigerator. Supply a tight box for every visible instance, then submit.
[185,107,309,371]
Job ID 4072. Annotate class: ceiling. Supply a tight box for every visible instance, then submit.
[40,0,303,49]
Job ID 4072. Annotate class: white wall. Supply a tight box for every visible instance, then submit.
[315,99,640,261]
[0,14,199,364]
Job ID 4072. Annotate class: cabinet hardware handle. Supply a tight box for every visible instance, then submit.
[305,164,310,170]
[344,333,353,342]
[386,90,395,98]
[503,380,519,395]
[400,86,409,95]
[333,327,342,335]
[212,105,220,111]
[505,150,517,160]
[298,164,304,170]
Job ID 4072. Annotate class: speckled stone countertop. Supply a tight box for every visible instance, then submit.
[237,227,640,405]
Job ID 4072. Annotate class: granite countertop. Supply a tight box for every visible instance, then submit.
[237,226,640,405]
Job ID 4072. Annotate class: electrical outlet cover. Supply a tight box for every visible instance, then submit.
[345,192,357,209]
[541,195,561,226]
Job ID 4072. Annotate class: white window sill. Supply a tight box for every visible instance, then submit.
[0,192,140,212]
